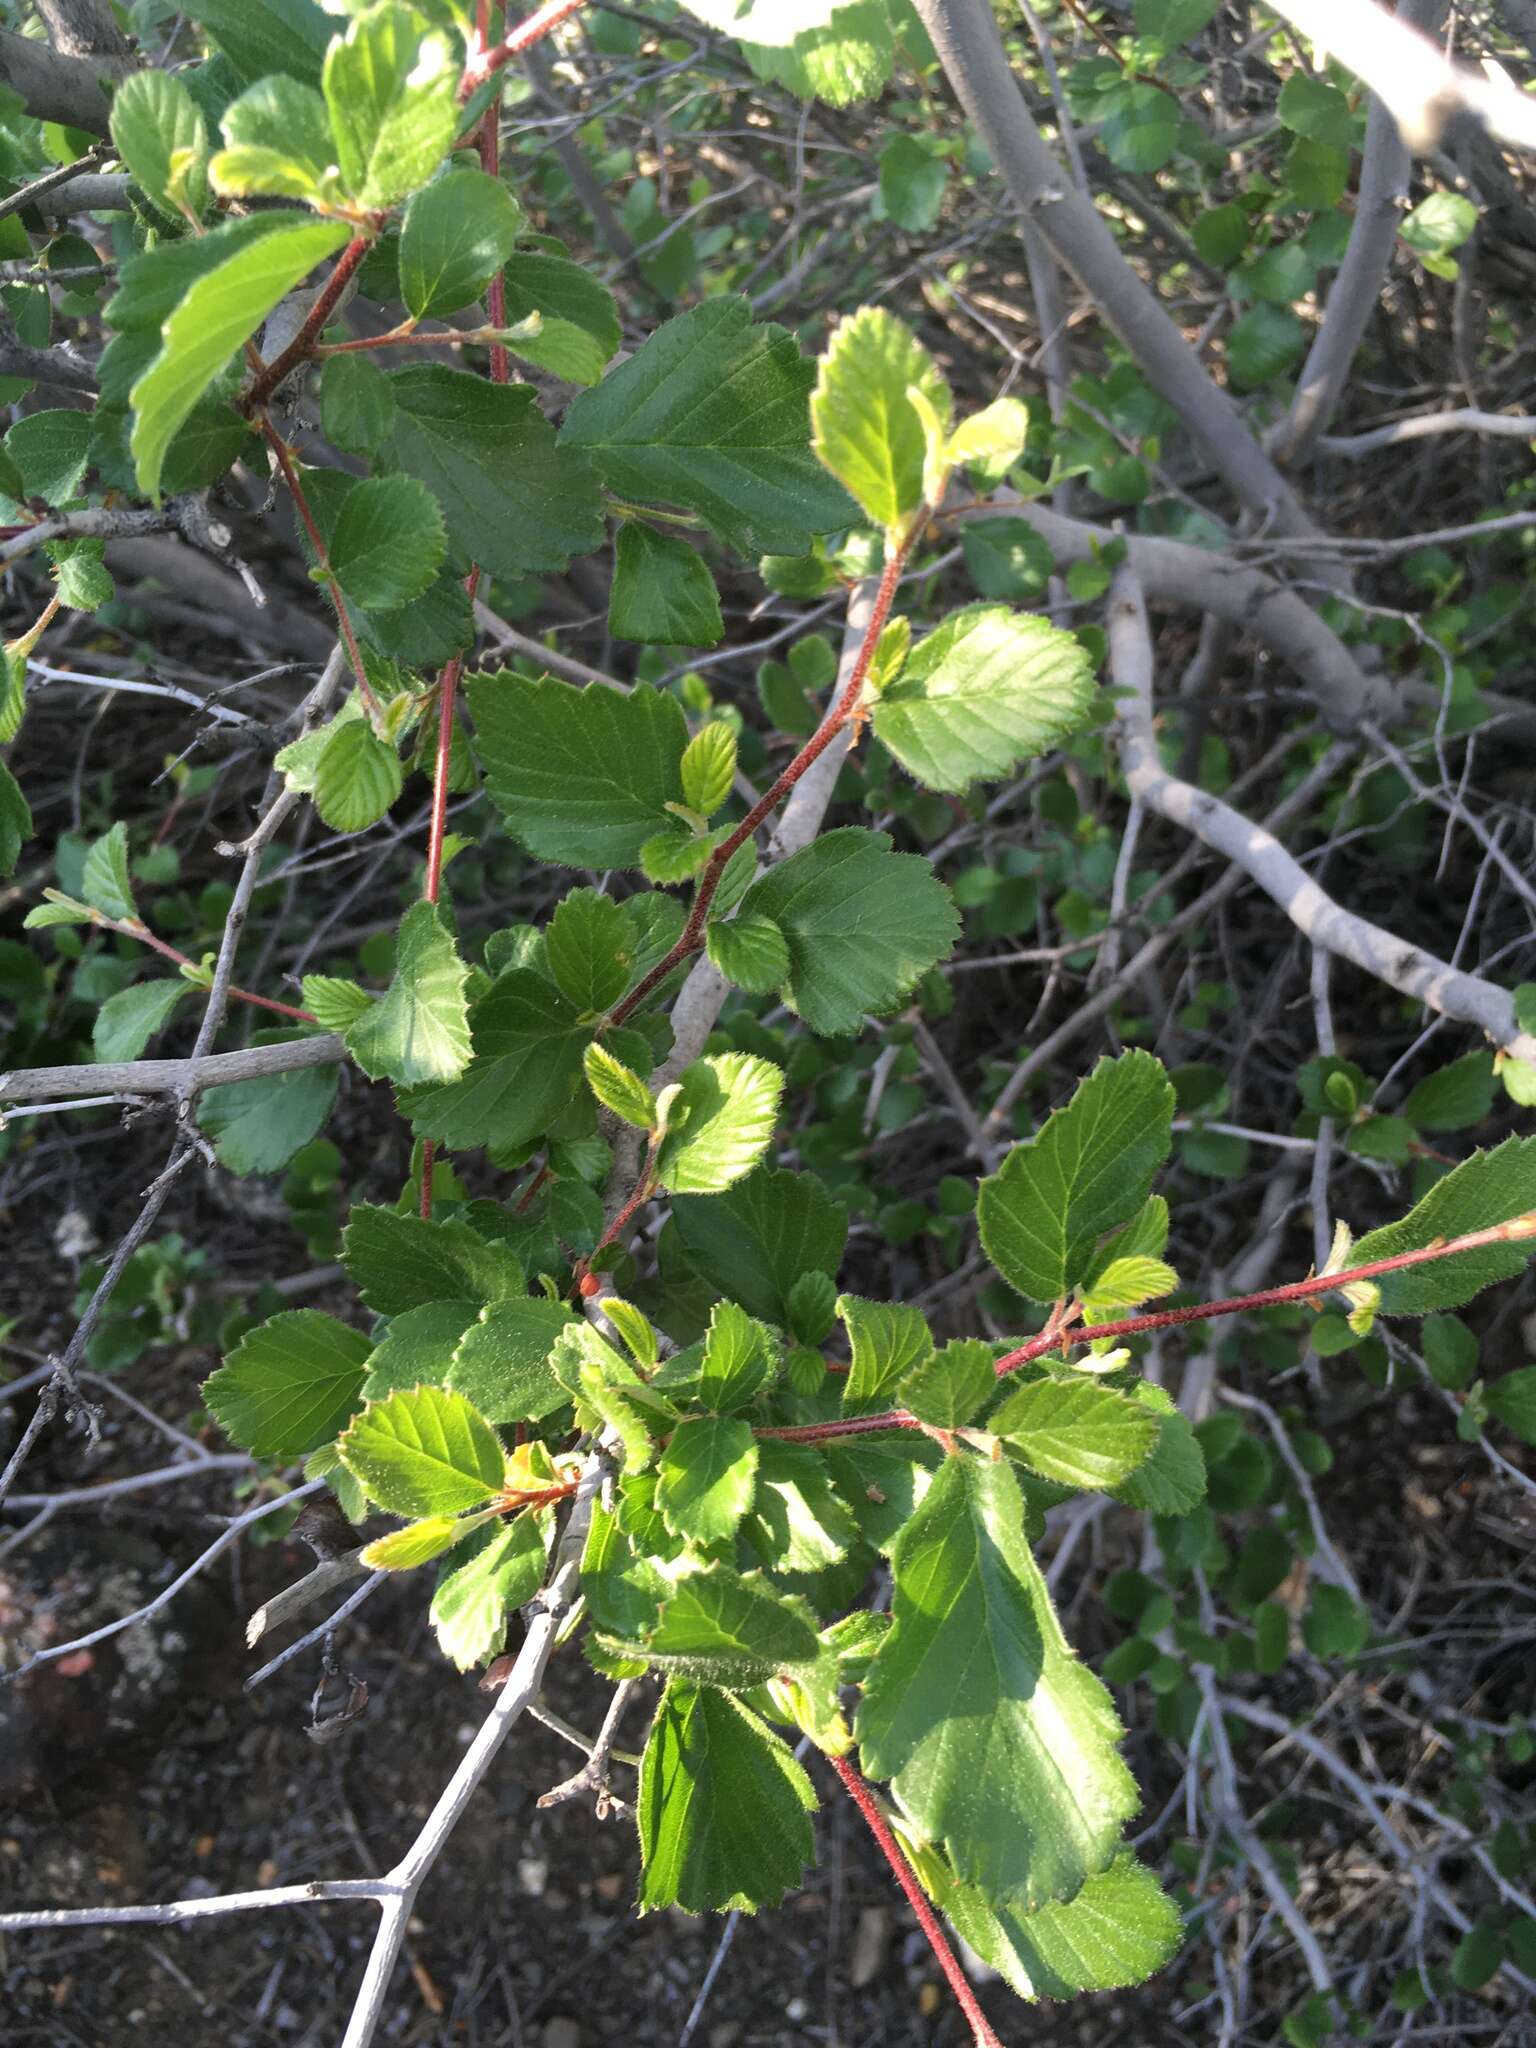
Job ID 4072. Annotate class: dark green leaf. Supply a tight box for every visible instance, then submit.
[399,967,590,1152]
[341,1202,526,1317]
[609,522,724,646]
[656,1415,758,1545]
[400,166,523,319]
[1351,1137,1536,1312]
[446,1299,579,1423]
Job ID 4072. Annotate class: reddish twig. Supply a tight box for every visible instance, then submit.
[91,914,315,1025]
[261,425,382,724]
[606,534,918,1032]
[242,236,373,411]
[754,1212,1536,1445]
[460,0,591,97]
[829,1755,1005,2048]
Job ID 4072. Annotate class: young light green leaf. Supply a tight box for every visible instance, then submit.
[111,69,210,220]
[211,75,334,202]
[856,1454,1137,1908]
[322,2,459,209]
[655,1414,758,1545]
[992,1375,1159,1489]
[203,1308,370,1459]
[560,296,856,556]
[501,312,611,388]
[1350,1136,1536,1313]
[327,474,446,612]
[979,1051,1176,1303]
[810,304,950,534]
[301,973,375,1032]
[382,365,605,579]
[312,715,405,834]
[341,1201,524,1317]
[697,1299,772,1413]
[706,912,791,995]
[680,722,737,818]
[637,1682,816,1913]
[446,1299,579,1424]
[399,967,589,1152]
[92,978,190,1062]
[81,821,137,921]
[339,1384,505,1517]
[655,1052,783,1195]
[732,826,959,1036]
[321,352,397,457]
[939,1850,1183,2001]
[545,886,635,1013]
[583,1041,656,1128]
[673,1166,847,1325]
[131,216,349,500]
[361,1510,493,1571]
[197,1055,339,1175]
[610,520,727,647]
[872,606,1096,795]
[1081,1256,1178,1317]
[430,1516,549,1671]
[838,1293,932,1408]
[400,166,524,320]
[345,900,472,1088]
[467,672,689,869]
[946,396,1030,471]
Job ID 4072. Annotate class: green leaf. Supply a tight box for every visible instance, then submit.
[1351,1137,1536,1313]
[637,1682,816,1913]
[211,75,334,202]
[197,1054,339,1175]
[190,0,332,84]
[327,474,446,612]
[1303,1584,1370,1658]
[363,1299,478,1399]
[400,166,524,319]
[992,1375,1158,1489]
[673,0,849,42]
[400,967,590,1151]
[0,647,24,745]
[1226,304,1306,392]
[92,978,190,1061]
[446,1299,580,1423]
[204,1308,370,1458]
[545,886,635,1013]
[673,1167,847,1325]
[681,723,737,818]
[1484,1367,1536,1445]
[1450,1919,1505,1993]
[609,522,724,647]
[361,1510,492,1571]
[899,1337,997,1429]
[697,1300,772,1413]
[656,1415,758,1545]
[81,821,137,921]
[301,974,374,1032]
[341,1202,525,1316]
[382,365,605,579]
[340,1384,505,1516]
[131,215,349,500]
[49,539,113,612]
[873,605,1096,795]
[1403,1051,1496,1133]
[0,760,30,877]
[321,353,397,460]
[741,0,894,105]
[856,1455,1137,1907]
[311,715,405,833]
[742,1440,859,1570]
[733,827,958,1036]
[322,2,459,209]
[1192,202,1249,268]
[561,296,856,556]
[940,1850,1183,2001]
[706,912,791,995]
[962,517,1054,602]
[500,250,620,362]
[1100,83,1180,172]
[879,133,947,233]
[583,1041,657,1128]
[810,304,948,533]
[1110,1384,1206,1515]
[6,409,92,506]
[467,672,688,869]
[979,1051,1176,1303]
[111,68,210,220]
[656,1052,783,1195]
[946,397,1030,472]
[500,311,611,388]
[609,1565,822,1681]
[1134,0,1220,41]
[1278,72,1356,149]
[838,1293,932,1408]
[345,900,472,1088]
[431,1516,549,1671]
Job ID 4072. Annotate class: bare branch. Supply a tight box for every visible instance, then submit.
[0,26,131,135]
[1316,406,1536,456]
[0,1032,347,1108]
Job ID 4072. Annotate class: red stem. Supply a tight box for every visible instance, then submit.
[263,425,382,724]
[606,537,915,1032]
[461,0,590,96]
[100,917,315,1025]
[829,1755,1004,2048]
[573,1163,657,1285]
[754,1212,1536,1445]
[243,236,373,410]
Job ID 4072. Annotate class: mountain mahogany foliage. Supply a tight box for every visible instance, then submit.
[4,0,1536,2035]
